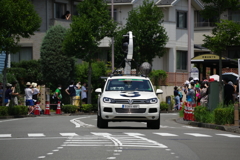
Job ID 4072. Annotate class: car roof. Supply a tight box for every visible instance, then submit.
[107,76,149,80]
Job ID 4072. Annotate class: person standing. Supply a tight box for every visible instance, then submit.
[5,83,12,106]
[65,81,77,105]
[11,81,19,106]
[32,83,40,104]
[25,82,34,115]
[174,86,180,110]
[74,84,81,107]
[223,78,234,106]
[81,82,87,104]
[54,84,62,103]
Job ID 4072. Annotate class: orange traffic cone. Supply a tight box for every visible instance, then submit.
[34,102,40,115]
[56,101,62,114]
[44,101,50,115]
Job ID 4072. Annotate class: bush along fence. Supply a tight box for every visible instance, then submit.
[181,104,235,125]
[0,105,28,117]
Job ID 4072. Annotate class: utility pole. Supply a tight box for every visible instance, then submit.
[111,0,114,72]
[188,0,191,78]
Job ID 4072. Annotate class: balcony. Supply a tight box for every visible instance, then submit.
[194,22,216,28]
[50,19,71,29]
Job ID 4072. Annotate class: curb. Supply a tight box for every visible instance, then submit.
[175,118,240,134]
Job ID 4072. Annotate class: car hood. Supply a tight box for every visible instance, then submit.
[102,91,157,99]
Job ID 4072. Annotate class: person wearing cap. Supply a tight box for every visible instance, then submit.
[11,81,19,106]
[194,77,200,89]
[5,83,12,106]
[25,82,34,115]
[65,81,77,105]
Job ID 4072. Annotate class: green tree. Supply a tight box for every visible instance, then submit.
[114,0,168,70]
[40,25,75,91]
[202,20,240,102]
[0,0,41,105]
[63,0,117,104]
[200,0,240,23]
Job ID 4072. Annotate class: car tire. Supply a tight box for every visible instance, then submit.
[97,114,108,128]
[147,117,160,129]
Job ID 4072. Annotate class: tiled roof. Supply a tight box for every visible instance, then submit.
[105,0,133,3]
[156,0,175,5]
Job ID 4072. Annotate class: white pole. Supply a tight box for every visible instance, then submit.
[111,0,114,72]
[238,59,240,104]
[188,0,191,78]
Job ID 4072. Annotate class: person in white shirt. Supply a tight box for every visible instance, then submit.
[25,82,34,115]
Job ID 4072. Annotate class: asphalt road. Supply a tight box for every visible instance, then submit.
[0,113,240,160]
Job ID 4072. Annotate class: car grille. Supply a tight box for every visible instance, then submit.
[115,108,146,113]
[114,99,146,104]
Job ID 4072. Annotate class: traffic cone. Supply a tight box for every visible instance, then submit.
[44,101,50,115]
[56,101,62,114]
[34,102,40,115]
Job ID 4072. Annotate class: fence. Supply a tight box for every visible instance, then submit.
[159,72,188,87]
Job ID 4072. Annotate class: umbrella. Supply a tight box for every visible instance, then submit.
[222,72,239,84]
[209,75,219,81]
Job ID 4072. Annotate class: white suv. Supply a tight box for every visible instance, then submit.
[95,75,163,129]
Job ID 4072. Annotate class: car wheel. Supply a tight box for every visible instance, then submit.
[97,114,108,128]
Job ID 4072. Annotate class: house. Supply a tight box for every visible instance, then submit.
[12,0,205,85]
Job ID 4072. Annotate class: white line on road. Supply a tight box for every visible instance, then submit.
[216,134,240,138]
[184,133,212,137]
[60,133,78,136]
[70,117,94,128]
[154,133,178,137]
[0,134,11,138]
[28,133,45,137]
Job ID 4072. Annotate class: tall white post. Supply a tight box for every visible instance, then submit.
[111,0,114,72]
[188,0,192,78]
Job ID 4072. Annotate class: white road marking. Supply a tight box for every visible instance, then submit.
[107,157,116,159]
[38,156,45,159]
[28,133,45,137]
[182,126,199,129]
[185,133,212,137]
[154,133,178,137]
[0,134,11,138]
[160,125,175,128]
[216,134,240,138]
[70,116,94,128]
[124,133,145,136]
[60,133,78,136]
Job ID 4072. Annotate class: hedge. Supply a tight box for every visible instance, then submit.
[61,104,78,113]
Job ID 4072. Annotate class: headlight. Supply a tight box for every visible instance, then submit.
[145,98,158,104]
[103,97,116,103]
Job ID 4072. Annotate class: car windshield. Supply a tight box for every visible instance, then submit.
[105,78,153,92]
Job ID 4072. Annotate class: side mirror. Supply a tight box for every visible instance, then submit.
[95,88,102,93]
[156,89,163,95]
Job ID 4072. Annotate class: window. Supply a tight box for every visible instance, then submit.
[73,5,78,16]
[177,11,187,29]
[109,9,117,22]
[54,2,66,19]
[176,51,187,70]
[11,47,32,63]
[229,10,240,22]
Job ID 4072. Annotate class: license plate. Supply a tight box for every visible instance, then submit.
[122,104,139,108]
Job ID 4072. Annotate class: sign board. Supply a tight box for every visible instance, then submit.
[190,67,199,79]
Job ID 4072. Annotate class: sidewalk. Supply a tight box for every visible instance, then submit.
[175,117,240,134]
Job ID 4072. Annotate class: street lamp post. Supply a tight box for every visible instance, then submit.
[188,0,191,78]
[111,0,114,72]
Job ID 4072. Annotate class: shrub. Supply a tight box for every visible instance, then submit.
[61,104,78,113]
[8,105,28,115]
[214,106,234,125]
[0,106,9,116]
[194,106,214,123]
[160,101,168,111]
[81,104,93,112]
[149,69,167,87]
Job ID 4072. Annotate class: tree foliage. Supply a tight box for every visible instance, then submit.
[114,0,168,68]
[200,0,240,23]
[203,20,240,54]
[0,0,41,53]
[63,0,117,103]
[40,25,75,90]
